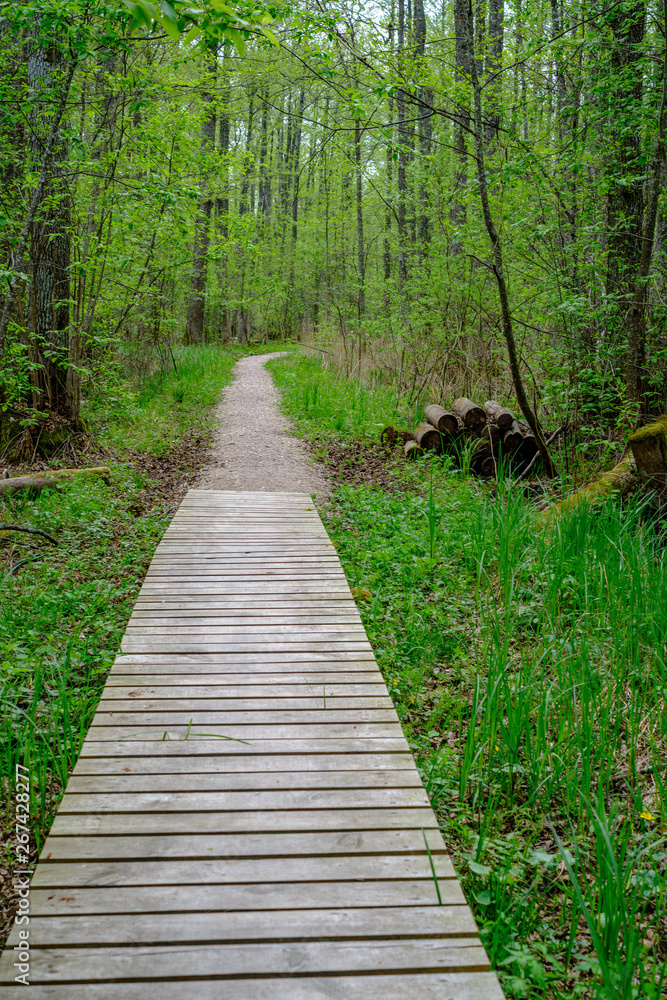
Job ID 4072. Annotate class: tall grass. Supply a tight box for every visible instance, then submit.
[268,353,422,436]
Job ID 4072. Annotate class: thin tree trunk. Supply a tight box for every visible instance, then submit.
[626,18,667,404]
[466,0,556,476]
[486,0,503,140]
[414,0,432,253]
[355,120,365,315]
[451,0,470,250]
[606,1,646,311]
[396,0,408,288]
[185,46,217,345]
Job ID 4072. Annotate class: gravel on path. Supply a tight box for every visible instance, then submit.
[196,352,330,497]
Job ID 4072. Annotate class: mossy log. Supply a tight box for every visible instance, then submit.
[452,397,486,430]
[424,404,458,436]
[484,400,515,431]
[413,422,442,452]
[541,455,636,521]
[0,467,111,497]
[627,415,667,499]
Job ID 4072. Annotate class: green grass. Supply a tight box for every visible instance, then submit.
[267,352,423,438]
[88,342,278,455]
[270,352,667,1000]
[0,471,170,847]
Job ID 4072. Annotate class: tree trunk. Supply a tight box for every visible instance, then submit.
[185,46,217,345]
[486,0,504,140]
[355,120,365,316]
[25,29,78,421]
[626,28,667,404]
[451,0,470,250]
[396,0,408,287]
[466,0,556,476]
[606,2,646,312]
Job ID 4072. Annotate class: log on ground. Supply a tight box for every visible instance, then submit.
[452,398,486,430]
[413,422,442,452]
[0,467,111,497]
[403,440,424,461]
[541,454,636,522]
[484,401,515,431]
[424,405,458,436]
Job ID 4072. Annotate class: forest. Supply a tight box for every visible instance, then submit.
[0,0,666,997]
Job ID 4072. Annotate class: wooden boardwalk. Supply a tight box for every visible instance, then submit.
[0,490,503,998]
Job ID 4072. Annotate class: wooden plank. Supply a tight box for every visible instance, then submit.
[97,698,394,711]
[7,906,479,948]
[51,807,438,835]
[26,879,464,915]
[37,827,448,861]
[100,682,386,696]
[66,770,424,792]
[0,972,505,999]
[88,710,398,726]
[78,738,410,757]
[70,752,418,775]
[83,723,404,740]
[57,787,430,810]
[0,940,490,982]
[103,675,384,687]
[29,853,458,888]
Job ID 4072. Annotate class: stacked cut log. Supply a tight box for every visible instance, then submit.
[401,397,546,476]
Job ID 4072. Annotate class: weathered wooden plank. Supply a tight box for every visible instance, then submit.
[66,769,424,792]
[7,906,478,948]
[89,710,398,726]
[57,788,430,811]
[71,752,417,775]
[100,683,387,697]
[0,940,490,983]
[125,624,365,635]
[103,675,383,688]
[29,852,458,888]
[0,972,505,999]
[51,807,438,835]
[37,827,448,861]
[78,738,410,757]
[98,697,394,712]
[26,879,463,915]
[84,723,404,740]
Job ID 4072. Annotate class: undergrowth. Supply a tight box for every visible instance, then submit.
[270,352,667,1000]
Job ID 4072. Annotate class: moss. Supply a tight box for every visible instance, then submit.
[542,455,636,522]
[627,414,667,443]
[628,415,667,469]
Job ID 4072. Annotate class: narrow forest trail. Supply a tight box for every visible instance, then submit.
[197,353,329,496]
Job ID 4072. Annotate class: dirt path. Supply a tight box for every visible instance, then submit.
[197,352,329,497]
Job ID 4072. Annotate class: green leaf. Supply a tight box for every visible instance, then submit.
[468,860,491,876]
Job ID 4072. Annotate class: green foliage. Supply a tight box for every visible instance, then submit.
[86,343,244,454]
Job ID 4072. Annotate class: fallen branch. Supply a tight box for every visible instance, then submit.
[0,467,110,497]
[0,524,58,545]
